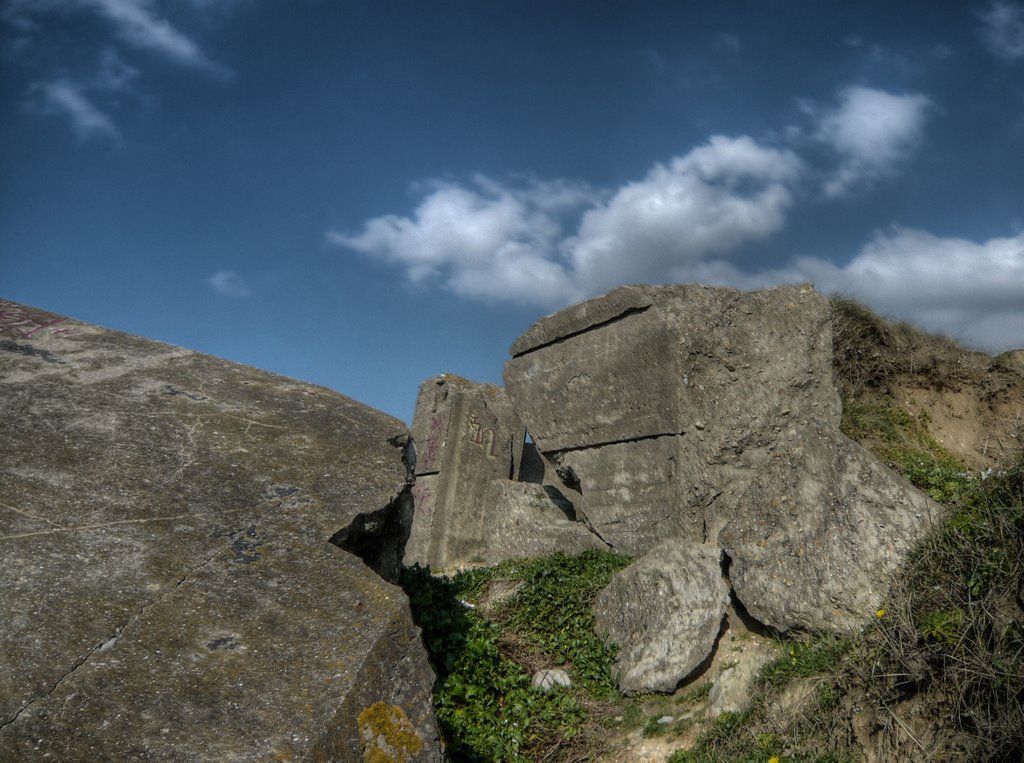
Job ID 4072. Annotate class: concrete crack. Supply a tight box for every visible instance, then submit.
[545,430,687,456]
[570,505,614,550]
[510,305,651,358]
[0,501,63,529]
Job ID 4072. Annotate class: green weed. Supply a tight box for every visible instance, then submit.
[399,551,630,761]
[758,636,852,690]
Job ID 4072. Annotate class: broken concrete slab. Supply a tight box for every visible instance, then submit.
[593,542,729,694]
[0,301,442,761]
[506,283,939,640]
[404,375,526,569]
[476,480,609,565]
[720,424,942,632]
[506,282,840,455]
[544,436,712,553]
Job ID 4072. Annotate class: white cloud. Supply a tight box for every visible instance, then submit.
[333,85,929,309]
[331,137,803,307]
[91,0,226,73]
[6,0,238,141]
[813,86,932,197]
[767,228,1024,352]
[330,177,596,306]
[4,0,231,76]
[94,47,140,91]
[566,136,803,296]
[208,270,251,297]
[981,2,1024,61]
[25,79,120,142]
[323,84,1023,351]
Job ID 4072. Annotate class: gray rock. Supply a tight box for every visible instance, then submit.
[546,436,710,554]
[404,374,526,569]
[507,283,939,637]
[531,668,572,692]
[0,302,441,761]
[721,423,941,632]
[594,542,729,694]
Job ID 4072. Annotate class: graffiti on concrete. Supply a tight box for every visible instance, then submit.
[467,414,499,459]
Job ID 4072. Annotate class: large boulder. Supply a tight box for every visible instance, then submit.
[505,283,939,647]
[0,301,442,761]
[593,542,729,693]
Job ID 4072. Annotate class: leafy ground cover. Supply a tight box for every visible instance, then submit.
[399,551,632,761]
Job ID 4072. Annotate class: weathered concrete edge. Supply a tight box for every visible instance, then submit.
[508,285,656,357]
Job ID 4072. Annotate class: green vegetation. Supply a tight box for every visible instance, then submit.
[841,398,979,505]
[663,632,854,763]
[399,551,631,761]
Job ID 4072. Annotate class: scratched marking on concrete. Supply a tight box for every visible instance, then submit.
[411,481,433,518]
[423,413,445,468]
[0,514,190,541]
[0,302,73,339]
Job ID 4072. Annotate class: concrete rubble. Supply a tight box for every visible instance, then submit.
[404,374,607,570]
[503,283,940,692]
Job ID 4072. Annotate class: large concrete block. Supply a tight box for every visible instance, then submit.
[506,283,839,453]
[0,301,442,761]
[404,375,526,568]
[505,283,940,657]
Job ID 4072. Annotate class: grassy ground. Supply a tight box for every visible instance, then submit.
[400,551,633,761]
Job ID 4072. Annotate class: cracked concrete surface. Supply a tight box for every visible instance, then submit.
[0,301,442,760]
[505,283,940,692]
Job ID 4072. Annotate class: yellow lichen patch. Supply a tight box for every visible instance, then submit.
[357,702,423,763]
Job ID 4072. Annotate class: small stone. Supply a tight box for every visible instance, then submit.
[657,715,674,725]
[531,668,571,692]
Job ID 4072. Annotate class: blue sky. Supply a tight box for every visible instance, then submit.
[2,1,1023,422]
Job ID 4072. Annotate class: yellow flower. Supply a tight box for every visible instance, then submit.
[875,608,886,618]
[769,757,780,763]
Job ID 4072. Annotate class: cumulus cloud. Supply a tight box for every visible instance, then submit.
[566,136,803,295]
[762,228,1024,352]
[25,79,120,142]
[330,137,803,307]
[326,83,1024,352]
[980,2,1024,61]
[813,86,932,197]
[333,85,931,309]
[330,177,597,306]
[208,270,251,297]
